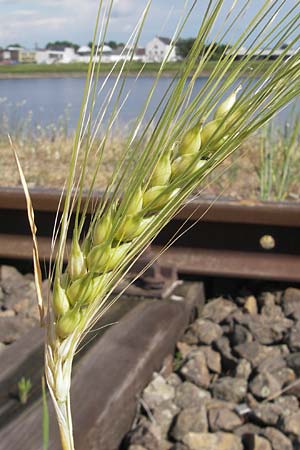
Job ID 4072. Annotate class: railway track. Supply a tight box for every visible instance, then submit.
[1,187,300,449]
[0,186,299,282]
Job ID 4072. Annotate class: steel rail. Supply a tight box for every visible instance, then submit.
[0,187,299,281]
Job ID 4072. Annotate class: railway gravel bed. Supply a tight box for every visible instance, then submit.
[0,265,46,349]
[123,287,300,450]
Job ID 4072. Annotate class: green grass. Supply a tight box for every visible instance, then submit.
[0,59,275,77]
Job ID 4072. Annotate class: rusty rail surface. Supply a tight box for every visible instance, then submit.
[0,186,300,282]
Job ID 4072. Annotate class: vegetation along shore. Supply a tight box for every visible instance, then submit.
[0,60,276,79]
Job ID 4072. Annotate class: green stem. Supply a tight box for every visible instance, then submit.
[57,397,75,450]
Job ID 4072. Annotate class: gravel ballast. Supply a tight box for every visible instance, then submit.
[123,288,300,450]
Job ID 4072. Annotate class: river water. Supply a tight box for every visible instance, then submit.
[0,76,298,135]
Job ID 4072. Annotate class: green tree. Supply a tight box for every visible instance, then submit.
[46,41,79,51]
[176,38,195,58]
[7,43,22,48]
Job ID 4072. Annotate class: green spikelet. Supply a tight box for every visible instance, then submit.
[127,186,143,215]
[90,273,111,301]
[105,243,131,271]
[53,281,70,317]
[115,214,141,241]
[66,275,94,306]
[93,211,113,245]
[130,216,154,239]
[149,150,172,187]
[143,186,180,210]
[68,238,87,280]
[86,243,111,273]
[214,86,241,119]
[178,124,201,155]
[172,155,206,179]
[200,119,223,148]
[56,308,81,339]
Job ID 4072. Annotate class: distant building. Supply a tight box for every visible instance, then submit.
[134,48,146,62]
[7,46,22,63]
[145,36,178,62]
[19,50,36,64]
[229,46,296,60]
[35,47,77,64]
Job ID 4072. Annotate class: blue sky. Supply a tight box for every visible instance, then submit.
[0,0,298,49]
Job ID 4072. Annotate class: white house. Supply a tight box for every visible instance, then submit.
[77,44,113,63]
[145,36,178,63]
[35,47,77,64]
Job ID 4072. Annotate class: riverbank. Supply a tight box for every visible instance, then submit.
[0,60,273,79]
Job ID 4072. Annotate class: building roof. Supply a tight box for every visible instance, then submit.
[135,48,145,56]
[157,37,172,45]
[7,46,23,51]
[103,44,112,53]
[77,45,91,54]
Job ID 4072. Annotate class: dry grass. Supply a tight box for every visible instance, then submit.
[2,129,300,201]
[1,132,126,189]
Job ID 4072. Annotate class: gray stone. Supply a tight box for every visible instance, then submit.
[273,395,299,417]
[206,399,237,411]
[261,303,284,319]
[257,354,286,374]
[200,346,222,374]
[281,411,300,436]
[128,446,148,450]
[257,291,277,308]
[212,377,247,403]
[243,315,293,345]
[273,367,296,388]
[235,424,262,439]
[261,427,293,450]
[171,405,208,441]
[283,381,300,398]
[180,351,210,389]
[0,265,27,289]
[286,352,300,373]
[283,288,300,319]
[235,358,252,380]
[183,432,242,450]
[234,342,281,368]
[189,319,223,345]
[231,325,253,346]
[176,341,194,358]
[128,417,162,450]
[174,382,211,409]
[169,445,189,450]
[214,336,238,369]
[152,400,179,437]
[251,403,282,426]
[249,372,281,399]
[244,296,258,315]
[165,373,182,387]
[0,316,37,344]
[202,298,237,323]
[247,434,272,450]
[246,393,259,409]
[288,321,300,352]
[0,285,4,304]
[208,408,242,432]
[0,309,15,317]
[142,373,175,409]
[0,342,6,354]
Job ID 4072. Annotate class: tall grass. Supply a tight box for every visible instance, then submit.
[15,1,300,449]
[258,114,300,201]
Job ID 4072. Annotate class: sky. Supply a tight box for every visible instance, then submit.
[0,0,298,49]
